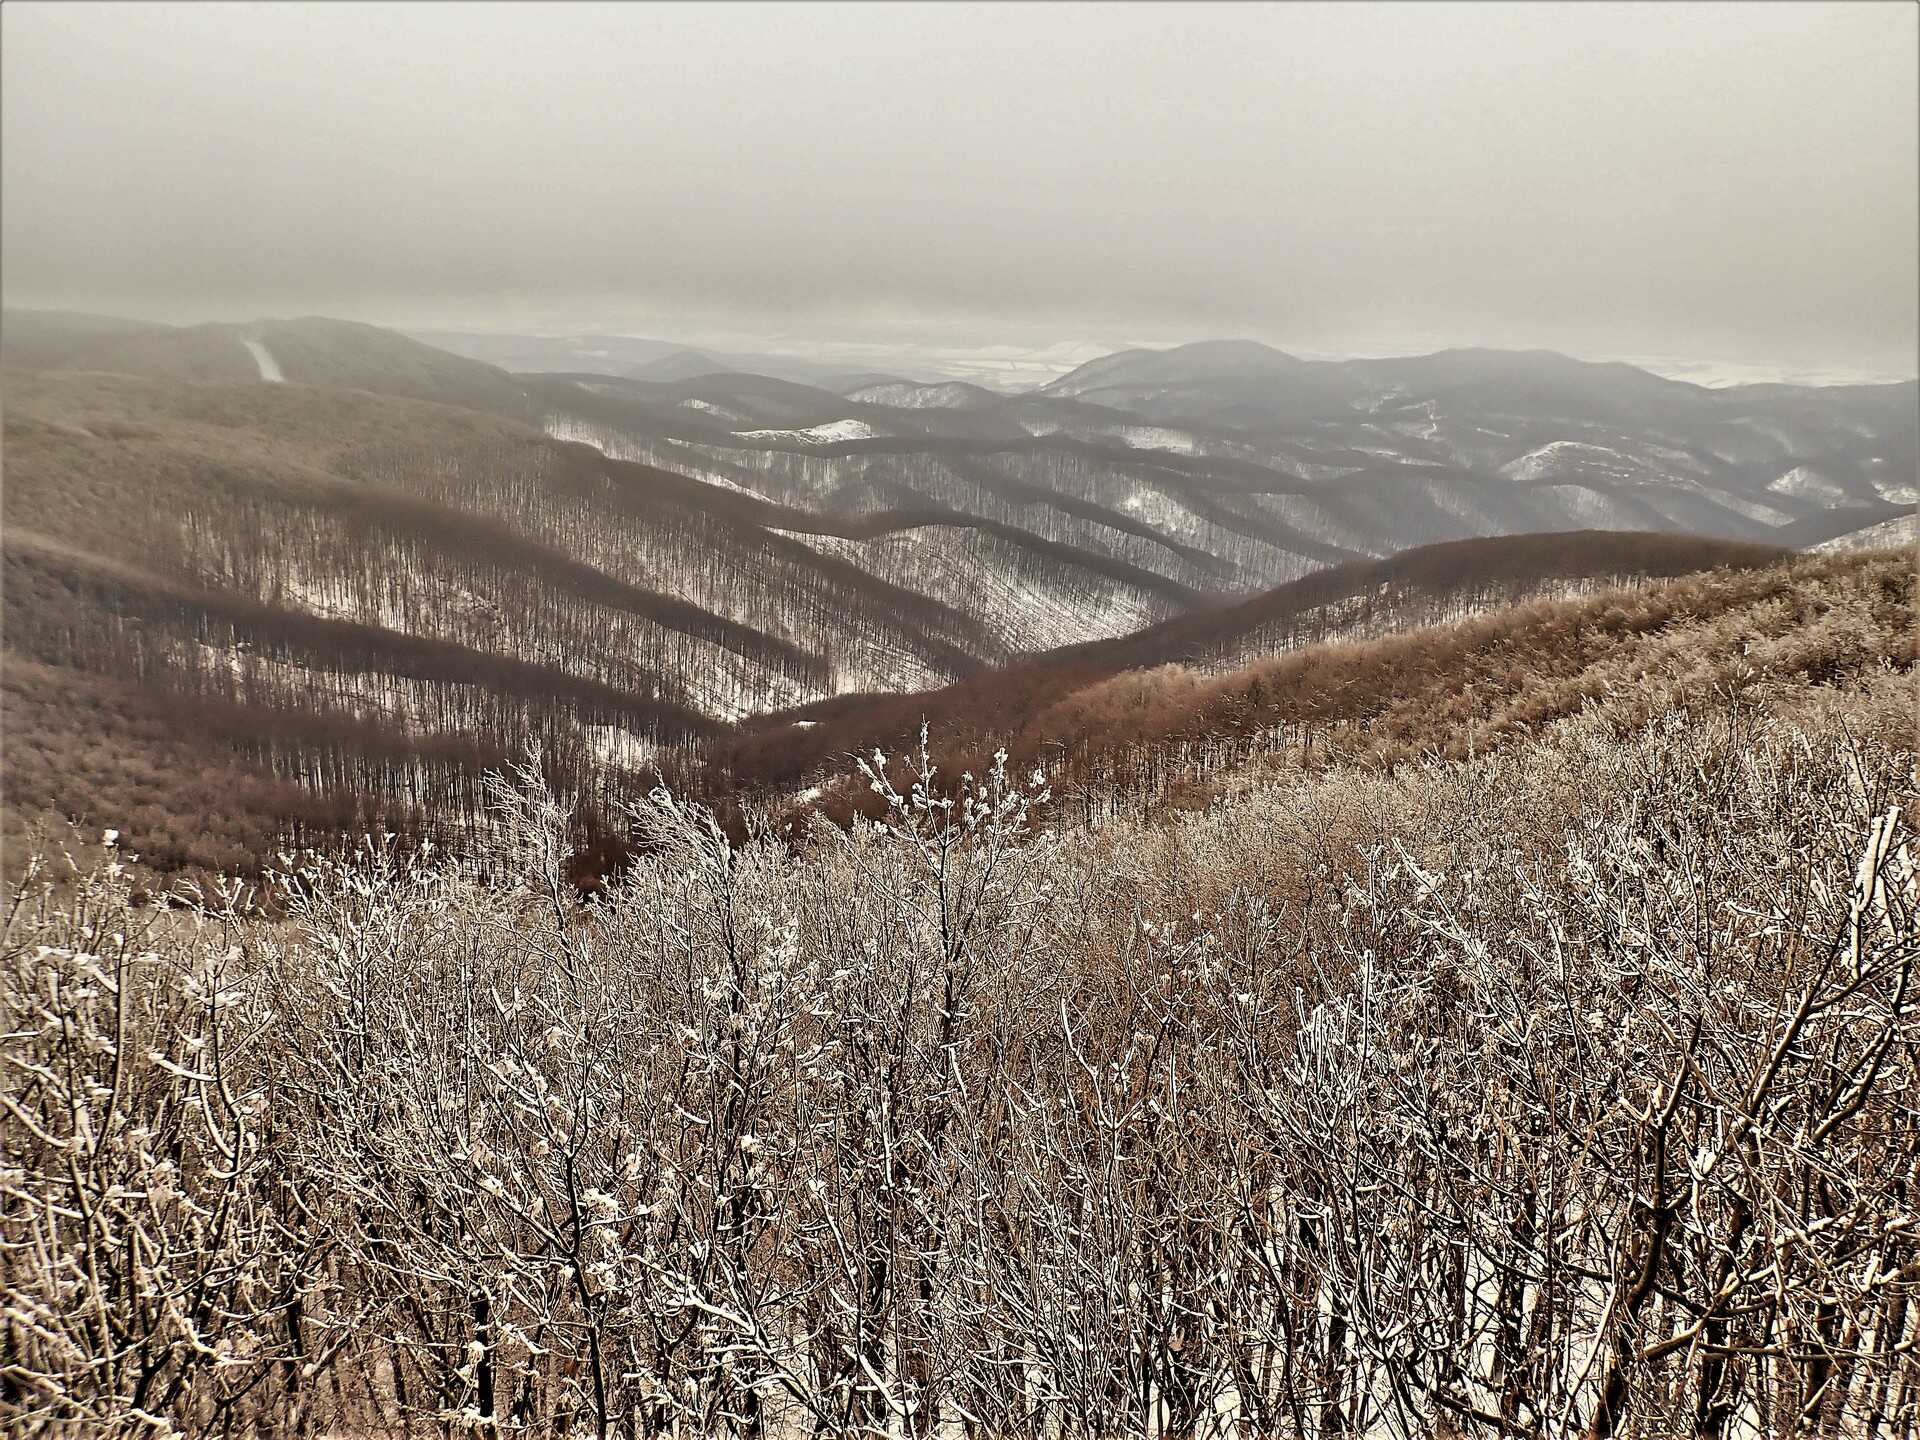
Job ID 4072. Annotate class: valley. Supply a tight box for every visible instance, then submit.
[1,310,1913,880]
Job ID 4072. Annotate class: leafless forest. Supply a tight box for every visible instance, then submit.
[5,648,1915,1436]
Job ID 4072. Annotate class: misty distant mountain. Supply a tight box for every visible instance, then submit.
[11,313,1903,678]
[1045,338,1916,448]
[402,330,691,374]
[0,308,176,368]
[5,311,534,415]
[622,349,738,383]
[408,328,1172,393]
[530,335,1916,583]
[1042,338,1321,399]
[408,328,914,390]
[844,379,1004,410]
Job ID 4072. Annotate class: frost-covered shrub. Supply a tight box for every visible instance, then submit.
[0,844,297,1436]
[3,695,1915,1438]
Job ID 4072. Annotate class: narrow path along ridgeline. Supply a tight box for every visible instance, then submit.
[242,338,285,383]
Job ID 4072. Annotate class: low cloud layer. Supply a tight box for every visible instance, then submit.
[3,2,1914,374]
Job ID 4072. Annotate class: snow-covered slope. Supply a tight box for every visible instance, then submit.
[242,339,285,383]
[1812,511,1918,554]
[735,418,875,444]
[522,342,1914,675]
[845,380,999,410]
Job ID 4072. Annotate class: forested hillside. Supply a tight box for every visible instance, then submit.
[2,317,1913,880]
[0,370,997,873]
[718,547,1913,829]
[1,311,535,415]
[533,340,1917,564]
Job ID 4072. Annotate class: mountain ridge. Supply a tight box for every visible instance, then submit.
[5,311,1913,878]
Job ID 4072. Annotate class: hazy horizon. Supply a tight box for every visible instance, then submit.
[4,2,1917,382]
[3,305,1908,392]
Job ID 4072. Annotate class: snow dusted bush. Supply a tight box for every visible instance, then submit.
[3,697,1915,1437]
[0,845,296,1435]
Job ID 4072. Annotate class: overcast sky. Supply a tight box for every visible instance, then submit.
[3,1,1915,375]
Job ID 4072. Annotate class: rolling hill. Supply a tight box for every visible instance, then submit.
[527,339,1915,584]
[3,311,535,416]
[3,313,1912,877]
[703,530,1815,809]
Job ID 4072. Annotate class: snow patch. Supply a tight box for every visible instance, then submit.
[1500,441,1635,483]
[1112,425,1200,455]
[1117,486,1205,537]
[242,339,284,383]
[544,414,773,500]
[677,397,749,422]
[848,382,986,410]
[1767,465,1852,505]
[734,419,875,445]
[1868,459,1918,504]
[580,725,656,771]
[1812,512,1919,554]
[1529,485,1636,527]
